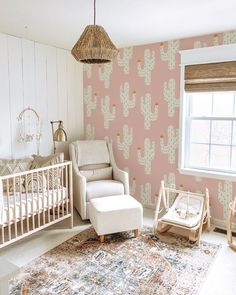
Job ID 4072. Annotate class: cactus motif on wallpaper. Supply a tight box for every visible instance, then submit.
[223,30,236,44]
[137,49,155,85]
[137,138,155,175]
[84,85,97,117]
[163,78,179,117]
[101,96,116,129]
[83,64,92,79]
[85,124,95,140]
[193,41,207,48]
[117,47,133,74]
[160,40,179,70]
[141,93,159,129]
[120,82,136,117]
[140,183,152,205]
[99,62,113,88]
[212,34,220,46]
[130,177,136,195]
[218,180,233,220]
[117,125,133,160]
[160,126,179,164]
[163,173,176,205]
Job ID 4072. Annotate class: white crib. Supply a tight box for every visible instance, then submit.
[0,161,73,249]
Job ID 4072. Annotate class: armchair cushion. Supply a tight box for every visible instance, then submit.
[80,167,113,182]
[86,180,124,201]
[74,140,110,167]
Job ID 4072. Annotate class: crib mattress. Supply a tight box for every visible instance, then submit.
[0,187,68,225]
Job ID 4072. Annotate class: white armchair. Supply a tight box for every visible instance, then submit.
[69,140,129,220]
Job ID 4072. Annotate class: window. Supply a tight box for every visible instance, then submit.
[184,91,236,175]
[179,44,236,180]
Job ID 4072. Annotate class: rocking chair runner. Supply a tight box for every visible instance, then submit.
[154,181,211,245]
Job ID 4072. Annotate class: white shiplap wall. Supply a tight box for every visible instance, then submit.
[0,33,83,159]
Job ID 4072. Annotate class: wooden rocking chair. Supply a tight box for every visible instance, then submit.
[227,197,236,251]
[154,181,211,245]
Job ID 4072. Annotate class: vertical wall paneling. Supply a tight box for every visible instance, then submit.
[0,33,11,157]
[0,32,83,158]
[46,45,58,154]
[7,36,25,157]
[35,43,48,155]
[67,54,77,142]
[56,49,69,155]
[21,39,37,155]
[75,62,84,139]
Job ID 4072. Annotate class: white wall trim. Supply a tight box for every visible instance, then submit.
[178,43,236,179]
[179,43,236,65]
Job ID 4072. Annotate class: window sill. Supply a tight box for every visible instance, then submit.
[178,167,236,182]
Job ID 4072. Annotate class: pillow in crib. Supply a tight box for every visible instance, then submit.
[24,173,47,193]
[30,153,64,189]
[0,157,33,193]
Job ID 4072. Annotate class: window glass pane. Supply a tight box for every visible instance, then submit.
[190,120,210,143]
[189,92,212,117]
[212,92,234,117]
[211,121,232,145]
[189,144,209,167]
[231,147,236,170]
[210,145,230,169]
[233,122,236,146]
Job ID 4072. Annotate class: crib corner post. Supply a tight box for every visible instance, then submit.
[69,162,73,229]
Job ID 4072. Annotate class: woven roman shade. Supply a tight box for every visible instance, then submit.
[185,61,236,92]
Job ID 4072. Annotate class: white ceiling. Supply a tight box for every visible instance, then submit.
[0,0,236,50]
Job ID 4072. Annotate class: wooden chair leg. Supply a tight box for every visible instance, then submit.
[134,229,139,238]
[99,235,105,243]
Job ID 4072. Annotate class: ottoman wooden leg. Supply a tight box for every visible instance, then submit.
[99,235,105,243]
[134,229,139,238]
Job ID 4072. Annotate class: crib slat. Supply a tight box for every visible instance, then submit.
[37,172,40,228]
[31,173,35,230]
[65,165,68,215]
[47,170,50,224]
[62,167,64,217]
[56,167,59,220]
[25,175,29,232]
[13,177,17,238]
[42,171,45,226]
[69,163,73,228]
[6,179,11,241]
[52,168,55,221]
[19,176,24,235]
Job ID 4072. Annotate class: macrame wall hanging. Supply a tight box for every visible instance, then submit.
[17,107,41,155]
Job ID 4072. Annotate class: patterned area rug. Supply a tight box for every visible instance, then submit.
[10,227,220,295]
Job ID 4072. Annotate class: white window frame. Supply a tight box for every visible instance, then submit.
[179,44,236,181]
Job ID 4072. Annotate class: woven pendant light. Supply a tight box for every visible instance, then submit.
[71,0,118,64]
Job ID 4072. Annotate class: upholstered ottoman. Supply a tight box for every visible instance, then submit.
[89,195,143,242]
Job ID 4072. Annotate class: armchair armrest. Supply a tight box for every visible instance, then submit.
[108,142,130,195]
[69,144,87,219]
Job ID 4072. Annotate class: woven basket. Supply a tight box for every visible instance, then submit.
[71,25,118,64]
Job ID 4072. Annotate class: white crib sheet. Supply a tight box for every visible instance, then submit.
[0,187,68,225]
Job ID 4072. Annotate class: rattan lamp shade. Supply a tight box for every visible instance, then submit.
[71,25,118,64]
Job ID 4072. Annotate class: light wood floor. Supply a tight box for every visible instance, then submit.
[0,208,235,295]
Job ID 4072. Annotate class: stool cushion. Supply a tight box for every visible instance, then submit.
[86,180,124,201]
[89,195,143,235]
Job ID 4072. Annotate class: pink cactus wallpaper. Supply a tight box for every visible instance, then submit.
[83,30,236,223]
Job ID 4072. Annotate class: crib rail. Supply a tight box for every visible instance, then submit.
[0,161,73,249]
